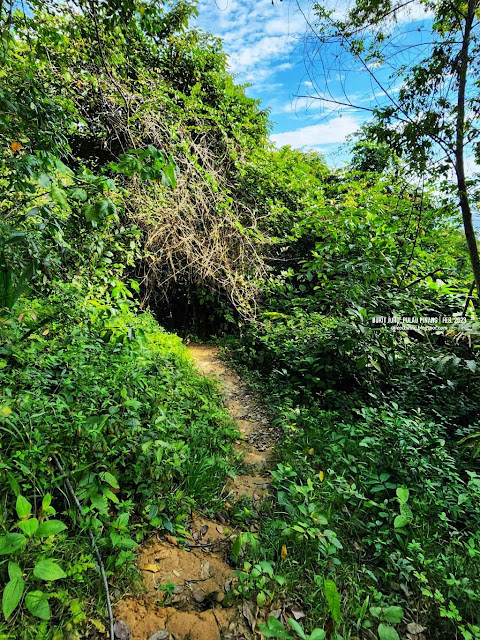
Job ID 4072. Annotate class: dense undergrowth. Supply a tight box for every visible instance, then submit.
[1,0,480,638]
[0,0,253,634]
[1,299,238,637]
[0,142,240,636]
[222,152,480,639]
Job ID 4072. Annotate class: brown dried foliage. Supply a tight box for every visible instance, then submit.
[74,79,267,318]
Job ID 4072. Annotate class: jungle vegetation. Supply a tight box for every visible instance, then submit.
[0,0,479,638]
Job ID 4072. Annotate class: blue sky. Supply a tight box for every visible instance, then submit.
[194,0,438,167]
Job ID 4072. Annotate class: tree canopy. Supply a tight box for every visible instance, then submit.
[302,0,480,295]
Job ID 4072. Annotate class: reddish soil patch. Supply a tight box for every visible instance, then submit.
[113,345,277,640]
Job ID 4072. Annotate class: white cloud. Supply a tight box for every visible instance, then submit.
[263,13,306,36]
[270,114,362,148]
[229,35,295,74]
[197,0,435,93]
[196,0,308,86]
[396,2,434,23]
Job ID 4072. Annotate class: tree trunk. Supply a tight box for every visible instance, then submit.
[458,181,480,299]
[455,0,480,300]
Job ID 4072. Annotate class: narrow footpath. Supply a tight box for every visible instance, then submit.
[113,344,280,640]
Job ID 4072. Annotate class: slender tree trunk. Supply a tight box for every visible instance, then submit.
[455,0,480,299]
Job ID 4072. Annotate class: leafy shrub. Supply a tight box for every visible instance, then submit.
[249,402,480,639]
[0,295,238,635]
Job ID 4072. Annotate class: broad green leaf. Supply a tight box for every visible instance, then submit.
[8,562,22,580]
[162,164,177,187]
[110,532,137,549]
[396,487,409,504]
[103,489,119,504]
[18,518,38,536]
[35,520,67,537]
[33,560,66,581]
[309,630,326,640]
[37,173,51,188]
[394,515,409,528]
[324,579,341,622]
[50,185,68,208]
[231,533,242,562]
[383,606,403,624]
[16,495,32,519]
[2,577,24,620]
[54,158,73,175]
[359,595,370,619]
[97,199,116,218]
[259,561,274,577]
[102,178,116,190]
[90,492,107,512]
[118,512,130,527]
[83,203,99,222]
[147,144,164,161]
[4,231,26,245]
[378,623,400,640]
[258,616,294,639]
[257,591,267,607]
[70,187,88,201]
[465,360,477,373]
[356,355,367,370]
[6,472,20,497]
[9,260,36,309]
[41,494,52,510]
[101,472,119,489]
[287,618,307,639]
[0,533,26,555]
[400,503,413,519]
[25,591,50,620]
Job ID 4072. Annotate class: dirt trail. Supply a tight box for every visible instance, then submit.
[114,344,279,640]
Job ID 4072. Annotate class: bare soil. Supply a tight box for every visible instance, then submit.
[113,344,280,640]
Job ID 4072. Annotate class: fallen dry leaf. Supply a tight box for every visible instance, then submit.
[10,141,23,152]
[242,600,257,631]
[291,609,305,621]
[141,564,160,573]
[407,622,427,634]
[407,622,427,636]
